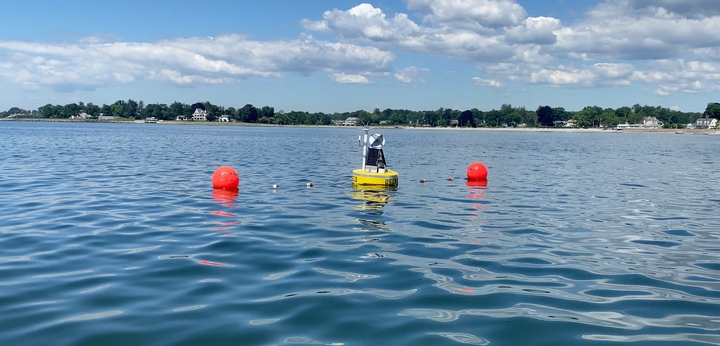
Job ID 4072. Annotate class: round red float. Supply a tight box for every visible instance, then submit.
[466,162,488,180]
[212,166,239,189]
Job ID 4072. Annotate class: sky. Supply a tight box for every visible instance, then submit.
[1,0,719,113]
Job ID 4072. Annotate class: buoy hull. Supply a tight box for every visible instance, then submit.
[352,169,399,187]
[212,166,239,189]
[467,162,488,180]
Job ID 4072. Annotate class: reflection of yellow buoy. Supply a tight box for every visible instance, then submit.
[351,127,399,187]
[351,185,395,211]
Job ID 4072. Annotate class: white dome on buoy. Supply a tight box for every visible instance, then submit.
[368,134,385,148]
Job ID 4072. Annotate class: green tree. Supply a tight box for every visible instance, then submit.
[142,103,169,120]
[190,102,205,115]
[458,110,475,127]
[127,99,139,118]
[203,102,220,122]
[575,106,602,127]
[599,108,616,127]
[4,106,26,117]
[240,104,258,122]
[111,100,129,118]
[615,106,631,124]
[536,106,554,126]
[169,102,188,119]
[704,103,720,118]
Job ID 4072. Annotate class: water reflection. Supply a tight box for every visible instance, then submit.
[351,184,396,211]
[352,185,395,232]
[466,180,488,219]
[212,187,239,207]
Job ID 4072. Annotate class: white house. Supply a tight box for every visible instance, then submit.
[191,108,207,121]
[70,112,92,119]
[641,117,663,129]
[343,117,358,126]
[694,117,717,129]
[616,117,664,130]
[218,114,229,122]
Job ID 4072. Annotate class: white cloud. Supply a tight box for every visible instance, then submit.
[302,3,516,62]
[405,0,527,29]
[529,63,635,87]
[631,0,720,18]
[633,59,720,93]
[553,0,720,61]
[300,4,422,41]
[504,17,561,45]
[329,73,371,84]
[0,34,394,90]
[394,66,431,84]
[472,77,504,88]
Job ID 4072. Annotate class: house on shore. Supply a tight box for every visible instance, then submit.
[342,117,358,126]
[191,108,207,121]
[641,117,663,129]
[616,117,664,130]
[218,115,229,122]
[693,115,717,129]
[554,120,577,128]
[70,112,92,120]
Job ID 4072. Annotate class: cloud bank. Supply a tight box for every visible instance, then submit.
[1,0,720,96]
[0,34,394,91]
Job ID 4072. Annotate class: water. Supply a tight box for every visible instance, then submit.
[1,122,720,346]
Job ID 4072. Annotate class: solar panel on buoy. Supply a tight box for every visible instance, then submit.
[366,148,380,167]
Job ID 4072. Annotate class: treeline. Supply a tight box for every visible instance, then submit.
[27,100,276,123]
[2,100,718,128]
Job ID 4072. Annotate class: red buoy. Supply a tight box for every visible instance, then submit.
[212,166,239,189]
[467,162,488,180]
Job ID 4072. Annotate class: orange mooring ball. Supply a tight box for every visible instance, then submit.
[467,162,488,180]
[212,166,239,189]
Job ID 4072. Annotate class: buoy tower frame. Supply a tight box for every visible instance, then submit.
[352,126,399,187]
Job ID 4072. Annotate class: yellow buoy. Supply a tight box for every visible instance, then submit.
[351,127,399,187]
[351,169,398,186]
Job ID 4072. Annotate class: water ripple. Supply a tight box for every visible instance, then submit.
[255,288,417,302]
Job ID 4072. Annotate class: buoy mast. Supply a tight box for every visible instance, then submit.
[361,126,369,171]
[352,127,398,187]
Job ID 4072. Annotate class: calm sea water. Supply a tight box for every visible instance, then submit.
[1,121,720,346]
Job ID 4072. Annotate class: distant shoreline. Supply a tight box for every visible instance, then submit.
[2,117,718,134]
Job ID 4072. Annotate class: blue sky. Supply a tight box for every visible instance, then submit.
[1,0,719,113]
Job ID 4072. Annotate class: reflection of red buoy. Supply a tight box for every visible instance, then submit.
[212,166,239,189]
[467,162,488,180]
[466,179,488,188]
[212,187,239,204]
[211,211,236,217]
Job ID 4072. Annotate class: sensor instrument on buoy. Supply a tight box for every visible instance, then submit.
[352,126,399,187]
